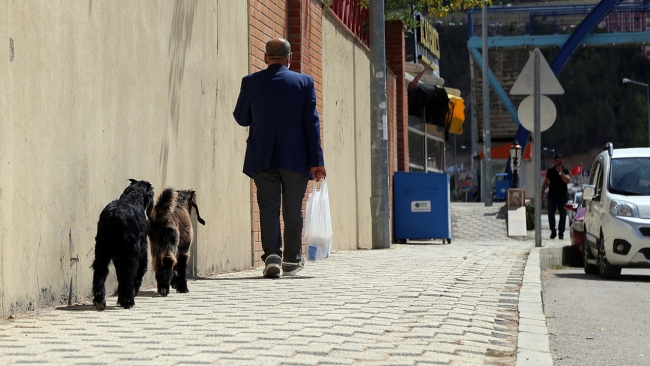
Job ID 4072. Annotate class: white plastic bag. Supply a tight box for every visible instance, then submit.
[304,179,333,261]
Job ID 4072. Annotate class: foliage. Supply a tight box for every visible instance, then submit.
[438,24,650,159]
[358,0,489,29]
[544,47,650,156]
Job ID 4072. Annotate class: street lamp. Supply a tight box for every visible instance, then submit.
[510,141,522,188]
[543,147,554,170]
[622,78,650,146]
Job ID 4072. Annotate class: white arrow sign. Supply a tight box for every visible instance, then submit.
[510,48,564,95]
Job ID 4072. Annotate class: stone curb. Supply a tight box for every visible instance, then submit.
[516,248,553,366]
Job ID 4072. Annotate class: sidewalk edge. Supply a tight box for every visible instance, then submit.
[515,248,553,366]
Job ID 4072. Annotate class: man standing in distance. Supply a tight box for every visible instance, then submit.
[541,154,570,240]
[233,38,326,278]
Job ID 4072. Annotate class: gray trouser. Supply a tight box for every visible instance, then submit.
[254,169,309,263]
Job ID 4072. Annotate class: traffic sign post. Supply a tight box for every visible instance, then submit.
[510,48,564,247]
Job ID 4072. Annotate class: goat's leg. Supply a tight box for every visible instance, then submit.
[175,249,190,293]
[170,269,179,289]
[133,252,148,297]
[157,254,176,297]
[115,258,137,309]
[91,243,111,311]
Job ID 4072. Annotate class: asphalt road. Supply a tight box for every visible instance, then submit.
[542,266,650,366]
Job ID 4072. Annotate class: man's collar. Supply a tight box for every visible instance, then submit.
[267,64,287,70]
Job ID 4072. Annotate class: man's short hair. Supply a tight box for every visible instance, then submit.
[266,39,291,60]
[554,154,563,159]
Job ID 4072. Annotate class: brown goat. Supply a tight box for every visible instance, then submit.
[147,188,205,296]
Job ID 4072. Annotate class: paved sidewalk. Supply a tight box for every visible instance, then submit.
[0,240,533,366]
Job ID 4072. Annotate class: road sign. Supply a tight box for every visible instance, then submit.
[517,95,557,132]
[510,48,564,95]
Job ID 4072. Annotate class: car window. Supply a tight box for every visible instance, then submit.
[575,192,583,206]
[589,160,600,186]
[596,170,604,197]
[592,161,603,197]
[610,157,650,195]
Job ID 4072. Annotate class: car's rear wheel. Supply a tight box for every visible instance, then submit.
[598,232,621,279]
[583,240,598,274]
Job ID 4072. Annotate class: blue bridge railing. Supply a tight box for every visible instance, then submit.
[467,2,650,38]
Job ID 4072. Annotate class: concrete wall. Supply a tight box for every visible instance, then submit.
[0,1,251,316]
[322,14,372,250]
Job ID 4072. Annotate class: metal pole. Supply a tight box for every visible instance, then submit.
[469,55,478,192]
[646,84,649,147]
[411,5,418,64]
[482,1,492,206]
[623,78,650,146]
[454,134,458,199]
[369,0,391,249]
[534,49,542,248]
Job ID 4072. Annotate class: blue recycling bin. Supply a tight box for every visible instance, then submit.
[393,171,451,243]
[495,173,509,201]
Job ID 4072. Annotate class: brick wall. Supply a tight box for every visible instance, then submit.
[288,0,323,118]
[250,1,288,73]
[249,0,289,265]
[385,20,409,171]
[249,0,324,267]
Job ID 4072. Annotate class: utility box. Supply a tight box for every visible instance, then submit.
[394,171,451,243]
[495,173,509,201]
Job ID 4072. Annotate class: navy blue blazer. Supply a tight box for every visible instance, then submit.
[233,64,324,179]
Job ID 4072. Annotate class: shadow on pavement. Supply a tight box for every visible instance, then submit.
[552,272,650,282]
[397,242,451,246]
[194,276,314,281]
[55,304,121,311]
[136,290,161,297]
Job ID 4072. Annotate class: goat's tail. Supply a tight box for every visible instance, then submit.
[152,188,177,222]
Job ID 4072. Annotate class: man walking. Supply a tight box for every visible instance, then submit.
[233,38,326,278]
[541,154,570,239]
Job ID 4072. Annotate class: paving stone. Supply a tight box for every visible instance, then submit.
[0,205,542,365]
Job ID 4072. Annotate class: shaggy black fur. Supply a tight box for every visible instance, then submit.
[148,188,205,296]
[92,179,154,310]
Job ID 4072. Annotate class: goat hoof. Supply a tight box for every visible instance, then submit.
[94,301,106,311]
[117,298,135,309]
[158,288,169,297]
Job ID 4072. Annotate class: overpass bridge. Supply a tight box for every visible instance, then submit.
[467,0,650,153]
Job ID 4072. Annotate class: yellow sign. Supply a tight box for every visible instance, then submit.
[417,16,440,59]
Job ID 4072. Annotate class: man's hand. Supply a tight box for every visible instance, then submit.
[556,165,570,183]
[310,166,326,181]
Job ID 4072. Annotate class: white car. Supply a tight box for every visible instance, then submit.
[582,143,650,279]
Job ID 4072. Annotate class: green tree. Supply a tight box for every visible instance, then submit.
[357,0,489,28]
[545,47,650,155]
